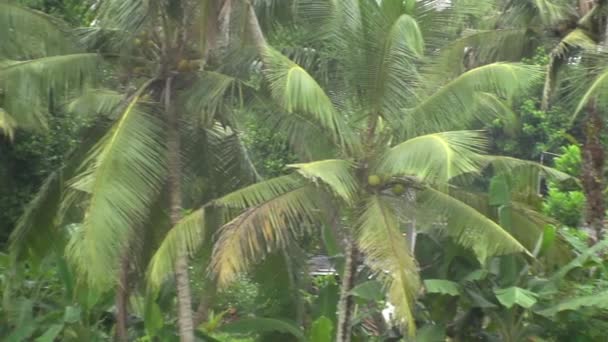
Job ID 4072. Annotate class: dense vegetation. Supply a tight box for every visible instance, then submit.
[2,0,608,341]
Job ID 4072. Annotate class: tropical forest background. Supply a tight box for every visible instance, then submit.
[2,0,608,341]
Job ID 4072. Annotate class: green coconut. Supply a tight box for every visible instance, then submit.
[368,174,382,186]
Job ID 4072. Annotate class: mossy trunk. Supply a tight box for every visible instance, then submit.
[336,239,358,342]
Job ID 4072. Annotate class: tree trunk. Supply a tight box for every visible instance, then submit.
[115,253,129,342]
[165,77,195,342]
[407,219,417,253]
[336,239,358,342]
[581,101,605,245]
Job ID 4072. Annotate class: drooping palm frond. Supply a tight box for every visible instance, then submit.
[0,2,74,58]
[481,156,572,184]
[289,159,359,204]
[377,131,486,184]
[406,63,541,135]
[357,195,420,336]
[148,208,206,287]
[431,29,529,76]
[572,66,608,119]
[0,53,100,130]
[65,81,167,286]
[417,187,527,263]
[260,46,354,149]
[211,175,326,286]
[66,89,125,119]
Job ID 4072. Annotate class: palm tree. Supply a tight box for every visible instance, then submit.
[5,1,262,340]
[151,1,561,339]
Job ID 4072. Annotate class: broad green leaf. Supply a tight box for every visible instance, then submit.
[63,305,81,324]
[35,324,64,342]
[415,324,446,342]
[494,287,538,309]
[424,279,460,296]
[489,175,511,206]
[536,291,608,316]
[308,316,333,342]
[350,280,384,301]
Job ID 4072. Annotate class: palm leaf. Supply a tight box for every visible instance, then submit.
[377,131,486,183]
[65,81,167,286]
[0,2,74,58]
[417,186,527,262]
[288,159,359,203]
[357,195,420,336]
[573,66,608,119]
[147,208,206,287]
[260,46,353,149]
[211,177,324,286]
[407,63,541,135]
[0,53,100,130]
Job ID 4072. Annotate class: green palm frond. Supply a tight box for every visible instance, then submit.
[417,187,527,263]
[148,208,206,287]
[289,159,359,204]
[573,66,608,119]
[9,171,64,263]
[211,177,325,286]
[432,29,529,76]
[377,131,486,183]
[65,81,167,286]
[482,156,572,183]
[261,47,353,149]
[357,195,420,336]
[407,63,541,135]
[0,2,74,58]
[0,53,100,130]
[67,89,125,119]
[375,13,423,113]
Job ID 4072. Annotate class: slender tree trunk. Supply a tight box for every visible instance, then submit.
[407,219,417,253]
[115,253,129,342]
[165,77,195,342]
[193,285,215,328]
[336,238,358,342]
[581,101,605,245]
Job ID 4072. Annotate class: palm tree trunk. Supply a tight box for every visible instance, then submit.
[336,238,358,342]
[115,253,129,342]
[165,77,195,342]
[581,101,605,244]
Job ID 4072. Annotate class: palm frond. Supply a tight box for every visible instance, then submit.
[417,187,527,262]
[573,66,608,119]
[288,159,359,204]
[407,63,541,135]
[357,195,420,336]
[211,176,325,286]
[482,156,572,183]
[65,81,167,286]
[95,0,157,35]
[261,46,353,149]
[377,131,486,184]
[67,89,125,119]
[0,2,74,58]
[0,53,100,130]
[147,208,206,287]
